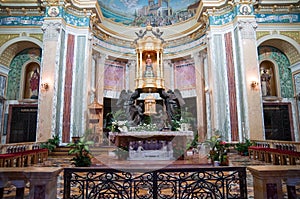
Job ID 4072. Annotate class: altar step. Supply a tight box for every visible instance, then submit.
[48,145,117,157]
[90,146,117,156]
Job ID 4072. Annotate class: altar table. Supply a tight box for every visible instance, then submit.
[110,131,194,160]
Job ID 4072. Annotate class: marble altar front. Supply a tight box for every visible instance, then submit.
[110,131,194,160]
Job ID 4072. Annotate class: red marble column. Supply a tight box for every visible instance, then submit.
[62,34,75,143]
[225,32,238,141]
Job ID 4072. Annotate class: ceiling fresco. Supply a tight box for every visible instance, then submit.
[98,0,199,27]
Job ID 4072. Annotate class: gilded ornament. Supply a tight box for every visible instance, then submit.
[280,31,300,44]
[256,31,270,40]
[0,34,19,47]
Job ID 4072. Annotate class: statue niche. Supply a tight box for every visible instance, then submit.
[144,53,155,78]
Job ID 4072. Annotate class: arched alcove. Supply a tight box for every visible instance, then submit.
[23,62,40,99]
[260,60,277,97]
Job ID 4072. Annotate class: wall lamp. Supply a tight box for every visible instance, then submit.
[251,81,259,89]
[41,82,49,91]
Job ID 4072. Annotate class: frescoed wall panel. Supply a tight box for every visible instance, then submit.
[104,60,126,92]
[174,59,196,90]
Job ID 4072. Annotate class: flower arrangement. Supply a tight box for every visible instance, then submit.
[111,120,128,132]
[106,110,127,132]
[135,123,158,131]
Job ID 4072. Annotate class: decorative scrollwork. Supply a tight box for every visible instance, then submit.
[64,167,247,199]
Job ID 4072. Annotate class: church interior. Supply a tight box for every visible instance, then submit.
[0,0,300,198]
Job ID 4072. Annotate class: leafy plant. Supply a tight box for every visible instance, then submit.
[235,138,254,156]
[204,133,221,151]
[40,134,60,152]
[106,110,127,132]
[180,107,195,124]
[204,130,230,164]
[67,136,94,167]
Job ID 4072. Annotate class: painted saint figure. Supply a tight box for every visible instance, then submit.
[144,54,154,77]
[30,69,40,99]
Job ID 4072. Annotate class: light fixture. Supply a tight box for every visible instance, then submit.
[41,82,49,91]
[251,81,259,89]
[204,87,209,93]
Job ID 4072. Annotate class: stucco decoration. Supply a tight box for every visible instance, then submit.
[0,16,44,26]
[256,13,300,24]
[41,22,61,41]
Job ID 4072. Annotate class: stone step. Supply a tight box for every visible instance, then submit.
[49,145,117,157]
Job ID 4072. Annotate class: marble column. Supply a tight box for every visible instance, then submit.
[127,60,136,91]
[193,50,207,142]
[238,18,263,140]
[37,21,61,142]
[95,52,107,105]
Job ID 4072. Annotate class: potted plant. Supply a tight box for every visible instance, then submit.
[40,134,60,152]
[235,138,253,156]
[204,130,229,165]
[67,136,94,167]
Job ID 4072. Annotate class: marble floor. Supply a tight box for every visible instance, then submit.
[2,151,300,199]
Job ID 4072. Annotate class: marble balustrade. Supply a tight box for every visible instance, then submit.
[248,165,300,199]
[0,167,63,199]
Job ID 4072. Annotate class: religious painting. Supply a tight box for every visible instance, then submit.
[174,59,196,90]
[23,63,40,99]
[98,0,199,26]
[104,60,126,91]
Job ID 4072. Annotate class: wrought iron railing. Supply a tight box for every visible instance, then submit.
[64,166,247,199]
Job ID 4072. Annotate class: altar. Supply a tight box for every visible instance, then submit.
[110,131,194,160]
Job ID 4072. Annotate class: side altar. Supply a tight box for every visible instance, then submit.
[110,131,194,160]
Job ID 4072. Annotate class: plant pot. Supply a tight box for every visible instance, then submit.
[72,136,80,144]
[214,161,220,166]
[177,154,185,160]
[209,150,217,165]
[220,158,229,166]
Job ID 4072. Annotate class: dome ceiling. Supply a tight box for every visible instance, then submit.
[98,0,200,26]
